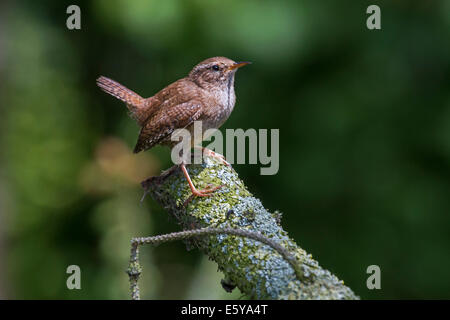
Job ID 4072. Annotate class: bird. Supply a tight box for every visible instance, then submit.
[96,56,250,199]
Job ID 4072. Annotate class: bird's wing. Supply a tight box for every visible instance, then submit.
[140,81,185,125]
[133,101,202,153]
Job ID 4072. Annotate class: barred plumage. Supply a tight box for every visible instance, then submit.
[96,76,148,125]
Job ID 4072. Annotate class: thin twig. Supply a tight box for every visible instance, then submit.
[126,242,142,300]
[127,227,304,300]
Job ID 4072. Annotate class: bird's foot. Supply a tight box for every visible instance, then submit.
[201,147,230,166]
[181,163,225,206]
[183,184,224,207]
[192,183,224,197]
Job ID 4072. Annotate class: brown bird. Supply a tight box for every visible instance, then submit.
[96,57,250,199]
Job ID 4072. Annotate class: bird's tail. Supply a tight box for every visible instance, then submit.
[96,76,148,125]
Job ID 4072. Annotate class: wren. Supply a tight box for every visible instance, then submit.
[97,57,250,199]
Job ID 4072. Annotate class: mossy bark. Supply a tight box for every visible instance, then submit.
[141,157,359,300]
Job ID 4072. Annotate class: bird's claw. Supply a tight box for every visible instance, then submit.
[202,148,231,167]
[183,184,225,207]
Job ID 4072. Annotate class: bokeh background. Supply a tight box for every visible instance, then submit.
[0,0,449,299]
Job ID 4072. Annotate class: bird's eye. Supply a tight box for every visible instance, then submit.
[212,65,220,71]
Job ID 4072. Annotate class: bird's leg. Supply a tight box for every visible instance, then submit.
[197,147,230,166]
[180,162,224,205]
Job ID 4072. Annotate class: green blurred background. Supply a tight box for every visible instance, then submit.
[0,0,449,299]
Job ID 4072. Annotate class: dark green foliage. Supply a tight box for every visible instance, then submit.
[1,0,449,299]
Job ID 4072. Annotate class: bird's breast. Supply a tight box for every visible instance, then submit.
[202,87,236,131]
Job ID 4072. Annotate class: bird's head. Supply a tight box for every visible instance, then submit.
[188,57,250,89]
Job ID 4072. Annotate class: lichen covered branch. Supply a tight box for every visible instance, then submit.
[135,157,359,300]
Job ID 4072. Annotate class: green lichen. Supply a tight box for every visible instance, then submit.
[143,156,359,300]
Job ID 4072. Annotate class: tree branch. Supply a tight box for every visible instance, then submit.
[131,157,359,300]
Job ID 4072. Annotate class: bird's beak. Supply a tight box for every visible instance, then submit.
[228,61,251,71]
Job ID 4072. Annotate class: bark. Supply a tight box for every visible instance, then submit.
[134,157,359,300]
